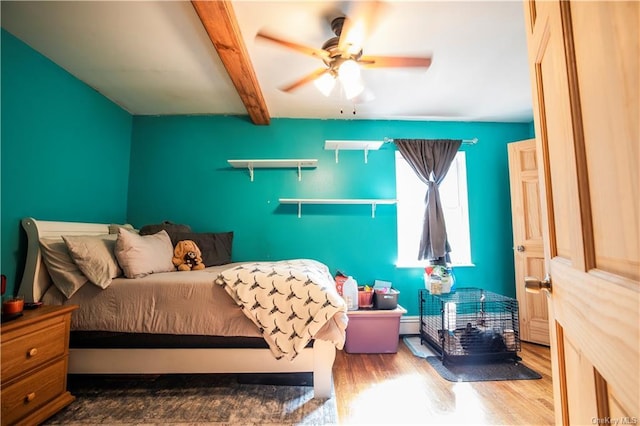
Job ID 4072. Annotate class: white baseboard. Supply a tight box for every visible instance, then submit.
[399,315,420,335]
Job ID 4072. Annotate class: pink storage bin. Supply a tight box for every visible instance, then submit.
[344,306,407,353]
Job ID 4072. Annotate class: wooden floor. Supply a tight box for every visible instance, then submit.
[333,338,554,425]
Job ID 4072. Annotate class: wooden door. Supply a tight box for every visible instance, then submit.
[508,139,549,346]
[524,1,639,424]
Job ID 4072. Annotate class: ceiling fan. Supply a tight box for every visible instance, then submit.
[256,1,432,101]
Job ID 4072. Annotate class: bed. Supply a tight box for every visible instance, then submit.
[18,217,348,399]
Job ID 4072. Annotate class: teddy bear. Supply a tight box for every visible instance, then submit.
[172,240,205,271]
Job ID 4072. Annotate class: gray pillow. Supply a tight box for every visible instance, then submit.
[168,231,233,267]
[115,229,175,278]
[39,238,89,298]
[62,234,122,289]
[139,221,191,236]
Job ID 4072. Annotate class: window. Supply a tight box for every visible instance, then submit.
[395,151,472,267]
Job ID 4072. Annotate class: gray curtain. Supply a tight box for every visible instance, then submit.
[395,139,462,262]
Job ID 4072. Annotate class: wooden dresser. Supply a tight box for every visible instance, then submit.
[1,305,77,426]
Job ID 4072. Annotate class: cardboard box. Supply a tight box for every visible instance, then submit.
[344,306,407,353]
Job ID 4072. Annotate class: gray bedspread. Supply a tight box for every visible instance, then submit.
[42,262,347,348]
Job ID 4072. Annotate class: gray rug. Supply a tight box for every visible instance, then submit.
[425,356,542,382]
[403,335,542,382]
[44,374,338,425]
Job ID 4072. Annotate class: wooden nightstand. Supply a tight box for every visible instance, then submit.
[1,305,77,426]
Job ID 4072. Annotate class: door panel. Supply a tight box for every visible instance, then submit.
[563,335,597,424]
[537,25,581,264]
[523,186,541,241]
[524,1,639,423]
[525,255,548,343]
[569,1,639,281]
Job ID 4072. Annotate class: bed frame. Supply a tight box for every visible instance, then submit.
[19,217,336,399]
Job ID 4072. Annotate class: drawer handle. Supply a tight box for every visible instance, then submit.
[27,347,38,358]
[25,392,36,403]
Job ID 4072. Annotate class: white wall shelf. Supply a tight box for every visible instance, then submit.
[279,198,397,218]
[324,140,383,164]
[228,159,317,182]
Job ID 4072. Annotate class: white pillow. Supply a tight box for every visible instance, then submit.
[39,238,89,298]
[115,229,174,278]
[62,234,122,289]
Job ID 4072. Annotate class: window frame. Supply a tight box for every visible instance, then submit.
[394,150,473,268]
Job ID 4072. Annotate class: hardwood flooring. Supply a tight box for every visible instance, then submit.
[333,338,554,425]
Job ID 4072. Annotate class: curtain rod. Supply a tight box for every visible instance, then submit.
[383,137,478,145]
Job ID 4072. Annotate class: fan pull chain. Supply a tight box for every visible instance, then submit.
[339,104,357,115]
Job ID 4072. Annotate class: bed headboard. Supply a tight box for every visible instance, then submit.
[20,217,112,302]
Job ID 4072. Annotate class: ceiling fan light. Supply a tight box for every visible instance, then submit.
[338,59,361,83]
[314,73,336,97]
[338,59,364,100]
[343,79,364,100]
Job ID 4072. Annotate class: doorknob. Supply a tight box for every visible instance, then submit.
[516,245,525,252]
[525,274,552,293]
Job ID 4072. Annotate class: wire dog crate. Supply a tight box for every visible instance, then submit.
[419,288,521,365]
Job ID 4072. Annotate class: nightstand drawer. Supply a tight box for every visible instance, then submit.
[1,321,66,381]
[1,357,68,426]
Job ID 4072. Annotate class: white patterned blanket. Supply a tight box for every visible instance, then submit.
[216,259,347,360]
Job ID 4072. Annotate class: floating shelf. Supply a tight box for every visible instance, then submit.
[324,140,384,164]
[228,159,317,181]
[279,198,397,218]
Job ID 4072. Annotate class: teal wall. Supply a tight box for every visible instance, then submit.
[0,30,133,296]
[129,116,531,314]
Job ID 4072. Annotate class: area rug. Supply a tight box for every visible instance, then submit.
[425,357,542,382]
[43,373,338,425]
[403,335,541,382]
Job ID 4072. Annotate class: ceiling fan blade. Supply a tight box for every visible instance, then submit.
[359,55,432,69]
[256,31,330,61]
[280,68,330,93]
[338,0,387,56]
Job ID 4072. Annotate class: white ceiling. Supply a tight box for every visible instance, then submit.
[1,1,533,123]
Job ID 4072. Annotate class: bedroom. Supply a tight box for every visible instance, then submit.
[1,1,637,425]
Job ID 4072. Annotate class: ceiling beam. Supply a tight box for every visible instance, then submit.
[191,0,270,125]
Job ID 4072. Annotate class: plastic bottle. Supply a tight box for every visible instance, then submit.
[449,268,456,292]
[343,276,359,311]
[441,269,452,293]
[444,302,457,331]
